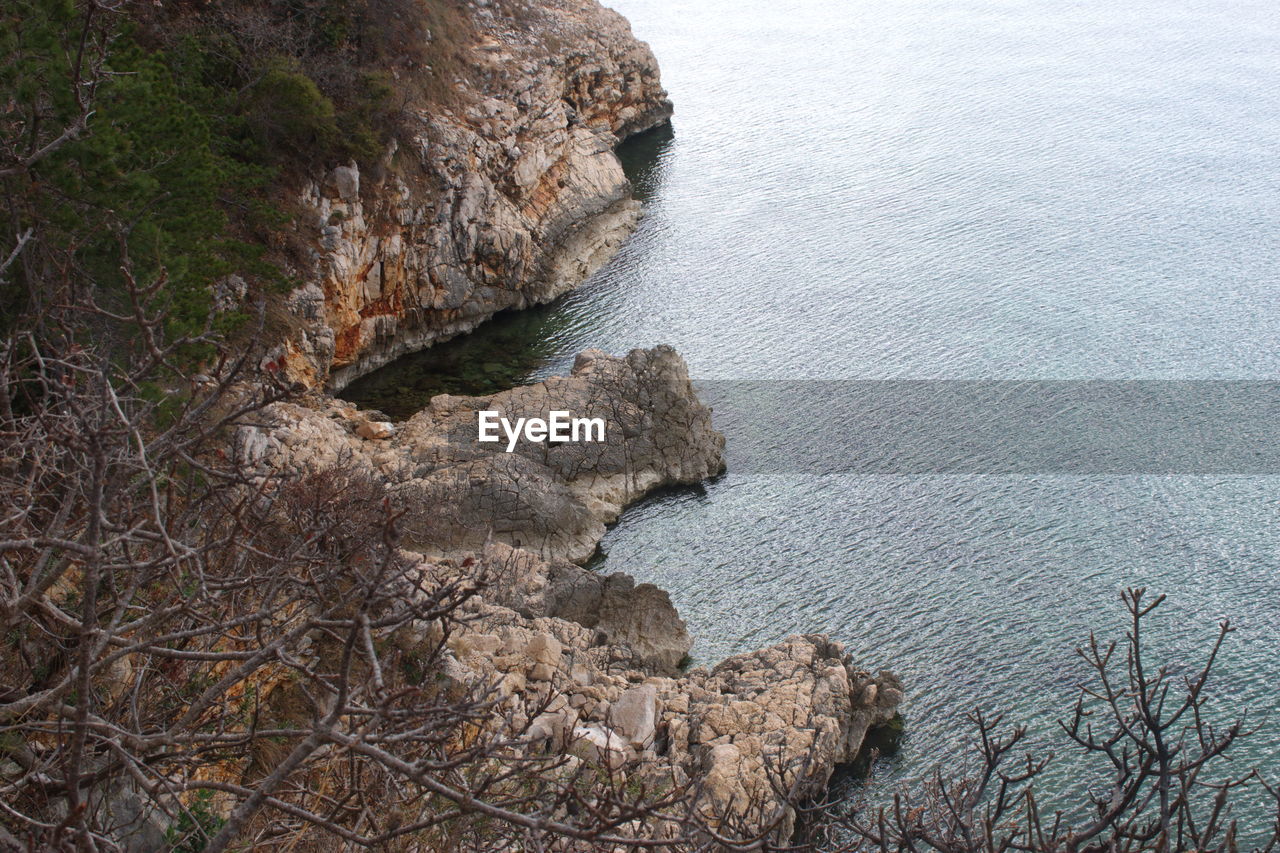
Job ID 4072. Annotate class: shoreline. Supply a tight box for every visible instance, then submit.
[250,344,904,840]
[244,0,907,839]
[266,0,677,393]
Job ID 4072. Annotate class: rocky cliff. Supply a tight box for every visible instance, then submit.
[2,1,903,848]
[267,0,673,390]
[227,0,903,839]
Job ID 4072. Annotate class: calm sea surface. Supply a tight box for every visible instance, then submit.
[343,0,1280,824]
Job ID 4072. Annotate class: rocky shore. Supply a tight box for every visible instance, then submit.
[243,346,724,564]
[244,347,903,841]
[234,0,904,841]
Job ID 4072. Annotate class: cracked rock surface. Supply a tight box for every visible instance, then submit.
[245,346,724,564]
[439,545,905,843]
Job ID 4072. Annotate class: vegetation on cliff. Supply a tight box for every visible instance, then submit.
[1,0,475,346]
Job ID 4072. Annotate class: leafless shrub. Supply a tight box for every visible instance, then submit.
[826,589,1280,852]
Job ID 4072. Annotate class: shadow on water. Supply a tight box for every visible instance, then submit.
[337,303,570,419]
[336,122,675,420]
[617,121,674,201]
[792,716,905,846]
[581,477,715,572]
[832,715,906,785]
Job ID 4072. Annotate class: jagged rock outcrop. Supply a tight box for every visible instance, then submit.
[480,542,692,674]
[238,347,903,840]
[436,545,905,844]
[393,345,725,561]
[240,346,724,564]
[268,0,674,390]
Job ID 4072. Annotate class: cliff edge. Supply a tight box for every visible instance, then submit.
[265,0,673,389]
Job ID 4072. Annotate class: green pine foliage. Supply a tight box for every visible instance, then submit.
[2,3,278,348]
[52,44,258,339]
[2,0,455,351]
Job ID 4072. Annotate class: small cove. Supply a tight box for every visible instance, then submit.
[338,123,676,419]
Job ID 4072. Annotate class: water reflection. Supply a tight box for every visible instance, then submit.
[617,122,675,203]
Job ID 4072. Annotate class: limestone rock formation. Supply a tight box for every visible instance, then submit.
[271,0,674,390]
[239,349,900,840]
[242,346,724,565]
[393,345,725,562]
[478,542,692,675]
[669,636,903,837]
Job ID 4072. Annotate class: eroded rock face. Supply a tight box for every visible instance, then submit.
[272,0,674,390]
[238,349,902,840]
[393,345,725,562]
[479,542,692,675]
[671,637,904,838]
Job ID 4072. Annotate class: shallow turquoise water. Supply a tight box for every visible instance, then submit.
[344,0,1280,827]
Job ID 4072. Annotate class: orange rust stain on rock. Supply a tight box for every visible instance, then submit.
[359,294,402,319]
[333,323,363,366]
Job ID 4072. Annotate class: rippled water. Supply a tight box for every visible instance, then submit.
[343,0,1280,826]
